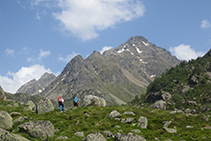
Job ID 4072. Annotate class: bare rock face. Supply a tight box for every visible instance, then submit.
[0,111,13,130]
[18,120,54,139]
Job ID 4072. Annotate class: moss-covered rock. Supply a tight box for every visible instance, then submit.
[0,128,29,141]
[0,111,13,130]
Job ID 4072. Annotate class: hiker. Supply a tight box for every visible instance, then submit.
[73,95,79,107]
[58,96,65,112]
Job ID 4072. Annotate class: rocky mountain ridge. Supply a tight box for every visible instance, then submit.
[16,72,56,95]
[18,36,180,106]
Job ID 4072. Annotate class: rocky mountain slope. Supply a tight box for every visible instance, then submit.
[33,36,180,106]
[16,72,56,95]
[141,49,211,113]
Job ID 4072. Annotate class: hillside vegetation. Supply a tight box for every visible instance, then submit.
[0,100,211,141]
[139,49,211,113]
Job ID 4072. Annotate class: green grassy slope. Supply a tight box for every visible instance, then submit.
[0,100,210,141]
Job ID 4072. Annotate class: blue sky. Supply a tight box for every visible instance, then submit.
[0,0,211,93]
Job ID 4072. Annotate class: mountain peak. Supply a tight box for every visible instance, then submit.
[126,36,148,44]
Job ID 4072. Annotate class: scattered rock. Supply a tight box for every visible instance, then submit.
[56,136,68,140]
[19,120,54,138]
[161,91,172,101]
[103,131,113,138]
[138,116,148,129]
[82,132,106,141]
[114,133,146,141]
[108,110,122,119]
[74,131,84,137]
[114,125,121,128]
[36,98,54,114]
[123,111,135,116]
[10,112,22,117]
[131,129,141,134]
[24,100,36,112]
[0,128,29,141]
[0,111,13,130]
[163,121,177,133]
[186,125,193,128]
[14,116,28,122]
[150,100,166,110]
[83,95,106,107]
[121,118,134,124]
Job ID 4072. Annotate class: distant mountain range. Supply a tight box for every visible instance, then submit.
[17,36,180,106]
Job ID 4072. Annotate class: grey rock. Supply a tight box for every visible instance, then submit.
[163,121,177,133]
[10,112,22,117]
[123,111,135,116]
[138,116,148,129]
[56,136,68,140]
[0,85,6,101]
[82,132,106,141]
[161,91,172,101]
[103,131,113,138]
[14,116,28,122]
[131,129,141,134]
[108,110,122,119]
[36,98,54,114]
[0,111,13,130]
[19,120,54,138]
[83,95,106,107]
[74,131,84,137]
[121,118,134,124]
[24,100,36,112]
[114,133,146,141]
[150,100,166,110]
[0,128,29,141]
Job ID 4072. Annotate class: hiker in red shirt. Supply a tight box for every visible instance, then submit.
[58,96,65,112]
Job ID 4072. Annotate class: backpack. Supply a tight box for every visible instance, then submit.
[74,97,78,103]
[58,96,63,102]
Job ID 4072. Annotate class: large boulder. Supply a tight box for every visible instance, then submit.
[0,85,6,101]
[83,95,106,107]
[18,120,54,138]
[36,98,54,114]
[82,132,106,141]
[0,128,29,141]
[0,111,13,130]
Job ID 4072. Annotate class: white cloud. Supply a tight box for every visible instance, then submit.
[201,19,211,29]
[38,49,51,60]
[0,64,52,93]
[53,0,145,41]
[170,44,205,61]
[27,49,51,62]
[5,49,15,57]
[58,51,79,63]
[100,46,113,54]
